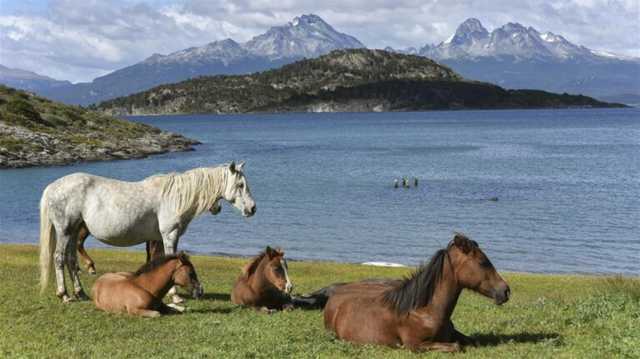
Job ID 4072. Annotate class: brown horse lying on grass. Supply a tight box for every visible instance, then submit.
[231,247,293,312]
[92,252,203,317]
[323,234,510,352]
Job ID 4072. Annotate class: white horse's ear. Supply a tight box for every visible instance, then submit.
[229,161,236,173]
[236,161,245,172]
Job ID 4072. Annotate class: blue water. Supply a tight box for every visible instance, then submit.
[1,109,639,275]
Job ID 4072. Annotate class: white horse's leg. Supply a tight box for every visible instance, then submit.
[65,237,88,300]
[162,230,183,303]
[54,231,73,303]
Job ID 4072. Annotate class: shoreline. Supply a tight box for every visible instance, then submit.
[3,243,636,278]
[0,142,199,170]
[114,104,630,117]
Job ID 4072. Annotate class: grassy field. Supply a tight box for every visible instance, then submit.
[0,244,638,358]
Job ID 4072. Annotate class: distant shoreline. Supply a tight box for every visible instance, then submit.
[122,105,633,118]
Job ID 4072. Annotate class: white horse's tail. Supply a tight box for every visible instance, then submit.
[39,187,56,293]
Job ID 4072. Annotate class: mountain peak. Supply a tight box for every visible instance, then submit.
[291,14,326,27]
[498,22,530,34]
[449,18,489,45]
[244,14,364,59]
[456,18,488,36]
[424,18,611,61]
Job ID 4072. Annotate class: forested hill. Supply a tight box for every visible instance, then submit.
[97,49,625,115]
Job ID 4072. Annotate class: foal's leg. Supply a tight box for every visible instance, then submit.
[76,225,96,275]
[65,234,89,301]
[54,230,72,303]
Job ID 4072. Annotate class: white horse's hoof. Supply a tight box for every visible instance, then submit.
[62,295,75,303]
[172,295,185,304]
[74,289,90,301]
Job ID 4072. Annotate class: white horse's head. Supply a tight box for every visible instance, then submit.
[222,161,256,217]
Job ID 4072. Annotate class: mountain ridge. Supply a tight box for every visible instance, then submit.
[2,15,637,105]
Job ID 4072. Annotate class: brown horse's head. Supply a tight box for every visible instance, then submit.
[172,252,204,299]
[448,233,510,305]
[244,246,293,295]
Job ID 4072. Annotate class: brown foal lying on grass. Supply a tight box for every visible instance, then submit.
[323,234,510,352]
[231,246,294,312]
[92,252,203,317]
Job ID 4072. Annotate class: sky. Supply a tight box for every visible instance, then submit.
[1,0,638,83]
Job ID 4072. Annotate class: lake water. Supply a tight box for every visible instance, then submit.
[1,109,639,275]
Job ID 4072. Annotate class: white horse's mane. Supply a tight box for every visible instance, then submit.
[155,166,227,219]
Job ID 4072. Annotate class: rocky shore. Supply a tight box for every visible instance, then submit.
[0,85,198,169]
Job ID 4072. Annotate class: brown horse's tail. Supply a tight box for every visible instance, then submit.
[291,282,348,309]
[39,187,56,294]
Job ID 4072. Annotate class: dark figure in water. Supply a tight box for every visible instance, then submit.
[414,177,419,187]
[394,179,399,188]
[402,177,409,188]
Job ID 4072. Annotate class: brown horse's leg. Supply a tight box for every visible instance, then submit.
[76,224,96,275]
[129,308,161,318]
[146,241,165,263]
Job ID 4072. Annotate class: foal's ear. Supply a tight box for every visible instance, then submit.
[177,251,189,263]
[453,233,474,254]
[266,246,277,259]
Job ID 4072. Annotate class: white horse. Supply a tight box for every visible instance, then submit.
[39,162,256,303]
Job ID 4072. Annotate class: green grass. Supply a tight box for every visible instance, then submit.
[0,244,638,358]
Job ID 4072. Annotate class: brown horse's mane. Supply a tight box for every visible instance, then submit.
[382,249,449,315]
[383,234,479,315]
[134,253,186,275]
[241,251,268,278]
[241,248,284,278]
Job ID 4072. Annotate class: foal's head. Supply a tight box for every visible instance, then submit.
[448,233,510,305]
[223,161,256,217]
[244,246,293,294]
[172,252,204,299]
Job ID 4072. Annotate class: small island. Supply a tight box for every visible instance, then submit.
[0,85,198,169]
[98,49,625,116]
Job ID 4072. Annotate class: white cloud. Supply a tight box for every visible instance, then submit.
[0,0,638,82]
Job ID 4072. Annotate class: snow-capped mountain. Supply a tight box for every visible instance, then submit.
[245,14,364,59]
[385,18,639,102]
[24,14,363,106]
[420,18,600,61]
[0,64,71,93]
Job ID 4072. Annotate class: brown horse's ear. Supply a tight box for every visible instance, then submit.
[453,233,473,254]
[266,246,276,259]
